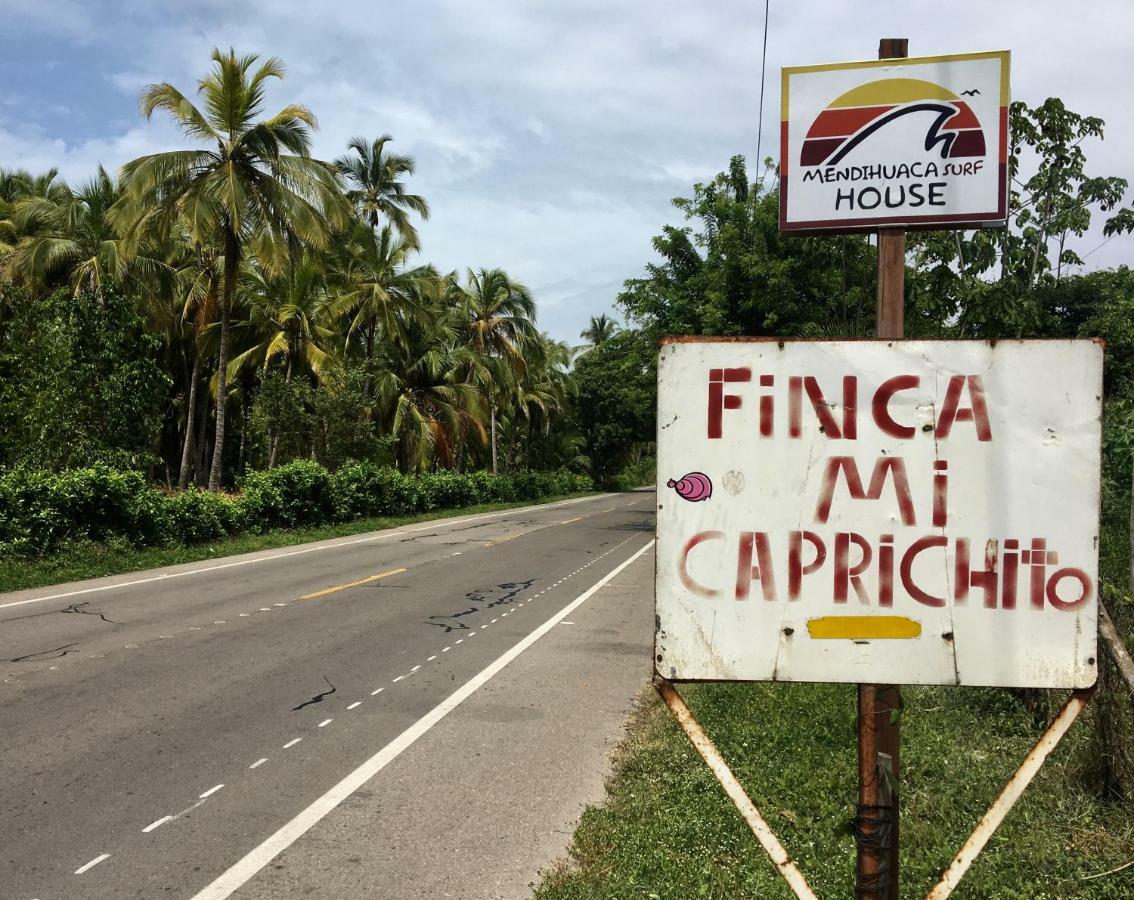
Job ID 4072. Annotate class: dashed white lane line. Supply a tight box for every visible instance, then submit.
[283,738,302,749]
[1,493,612,611]
[347,701,362,710]
[455,639,464,644]
[142,816,172,833]
[249,758,268,769]
[442,647,451,652]
[259,608,271,612]
[199,784,225,799]
[189,538,654,900]
[75,854,110,875]
[273,603,287,607]
[370,688,384,696]
[411,665,421,672]
[213,620,225,625]
[318,719,333,728]
[427,655,437,662]
[392,675,405,683]
[239,613,250,617]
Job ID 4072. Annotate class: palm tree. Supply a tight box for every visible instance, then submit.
[115,48,348,490]
[331,221,436,386]
[336,135,429,245]
[5,167,149,293]
[458,267,538,474]
[578,313,618,349]
[371,299,484,473]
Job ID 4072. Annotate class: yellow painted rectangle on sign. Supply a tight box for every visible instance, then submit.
[806,616,922,640]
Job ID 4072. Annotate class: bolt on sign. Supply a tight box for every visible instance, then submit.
[655,338,1102,688]
[780,50,1010,232]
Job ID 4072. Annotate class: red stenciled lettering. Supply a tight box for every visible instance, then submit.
[955,538,999,608]
[788,376,856,438]
[788,531,826,599]
[1046,568,1093,610]
[878,534,894,607]
[833,532,872,604]
[900,536,948,607]
[707,368,750,439]
[873,374,919,438]
[814,456,915,526]
[1026,538,1049,609]
[932,460,949,527]
[936,375,992,441]
[736,532,776,601]
[679,531,723,598]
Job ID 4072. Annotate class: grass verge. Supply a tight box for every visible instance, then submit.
[535,681,1134,899]
[0,492,598,594]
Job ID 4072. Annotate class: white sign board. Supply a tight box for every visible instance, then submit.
[655,339,1101,688]
[780,51,1010,232]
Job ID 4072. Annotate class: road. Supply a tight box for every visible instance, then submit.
[0,490,657,899]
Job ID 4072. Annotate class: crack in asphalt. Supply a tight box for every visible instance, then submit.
[2,600,120,626]
[3,643,79,663]
[292,675,337,711]
[425,579,539,632]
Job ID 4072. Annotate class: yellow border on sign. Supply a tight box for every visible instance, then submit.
[781,50,1010,120]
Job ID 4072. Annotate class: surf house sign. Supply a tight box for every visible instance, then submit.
[780,51,1010,232]
[655,339,1102,688]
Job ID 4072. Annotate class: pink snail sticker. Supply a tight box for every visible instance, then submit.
[667,472,712,502]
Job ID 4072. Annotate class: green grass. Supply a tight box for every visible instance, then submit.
[535,682,1134,899]
[0,492,597,593]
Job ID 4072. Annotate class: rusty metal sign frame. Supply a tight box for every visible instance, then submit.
[654,676,1095,898]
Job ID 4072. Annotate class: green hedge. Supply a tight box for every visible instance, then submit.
[0,460,594,556]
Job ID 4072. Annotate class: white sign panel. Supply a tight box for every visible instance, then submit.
[655,339,1101,688]
[780,51,1010,232]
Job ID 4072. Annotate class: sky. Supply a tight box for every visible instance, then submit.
[2,0,1131,343]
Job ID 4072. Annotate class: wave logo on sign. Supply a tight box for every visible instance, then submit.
[800,78,986,167]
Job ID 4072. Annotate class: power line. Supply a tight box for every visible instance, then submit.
[755,0,771,189]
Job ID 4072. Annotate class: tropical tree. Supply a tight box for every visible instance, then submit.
[457,267,538,474]
[332,221,436,385]
[4,166,150,294]
[578,313,618,350]
[336,135,429,245]
[115,48,348,489]
[371,298,484,473]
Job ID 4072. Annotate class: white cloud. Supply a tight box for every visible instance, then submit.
[2,0,1131,337]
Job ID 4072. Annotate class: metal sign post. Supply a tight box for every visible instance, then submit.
[857,35,906,900]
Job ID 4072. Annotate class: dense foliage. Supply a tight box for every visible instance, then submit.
[0,49,583,495]
[0,461,591,556]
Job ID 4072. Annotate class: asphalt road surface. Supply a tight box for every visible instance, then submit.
[1,490,657,899]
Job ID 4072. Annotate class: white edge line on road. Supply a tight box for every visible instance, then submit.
[74,853,110,875]
[0,494,615,611]
[188,537,654,900]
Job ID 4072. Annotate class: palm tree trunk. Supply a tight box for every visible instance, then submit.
[208,225,239,491]
[178,349,201,489]
[490,403,498,476]
[237,381,248,477]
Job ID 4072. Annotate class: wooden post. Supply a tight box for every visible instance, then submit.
[856,35,907,900]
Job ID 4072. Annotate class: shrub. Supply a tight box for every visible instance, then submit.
[0,461,594,558]
[239,460,336,531]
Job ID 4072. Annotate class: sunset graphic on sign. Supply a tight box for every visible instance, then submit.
[800,78,986,167]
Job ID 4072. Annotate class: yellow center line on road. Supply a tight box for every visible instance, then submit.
[300,567,408,601]
[484,512,594,548]
[483,532,525,548]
